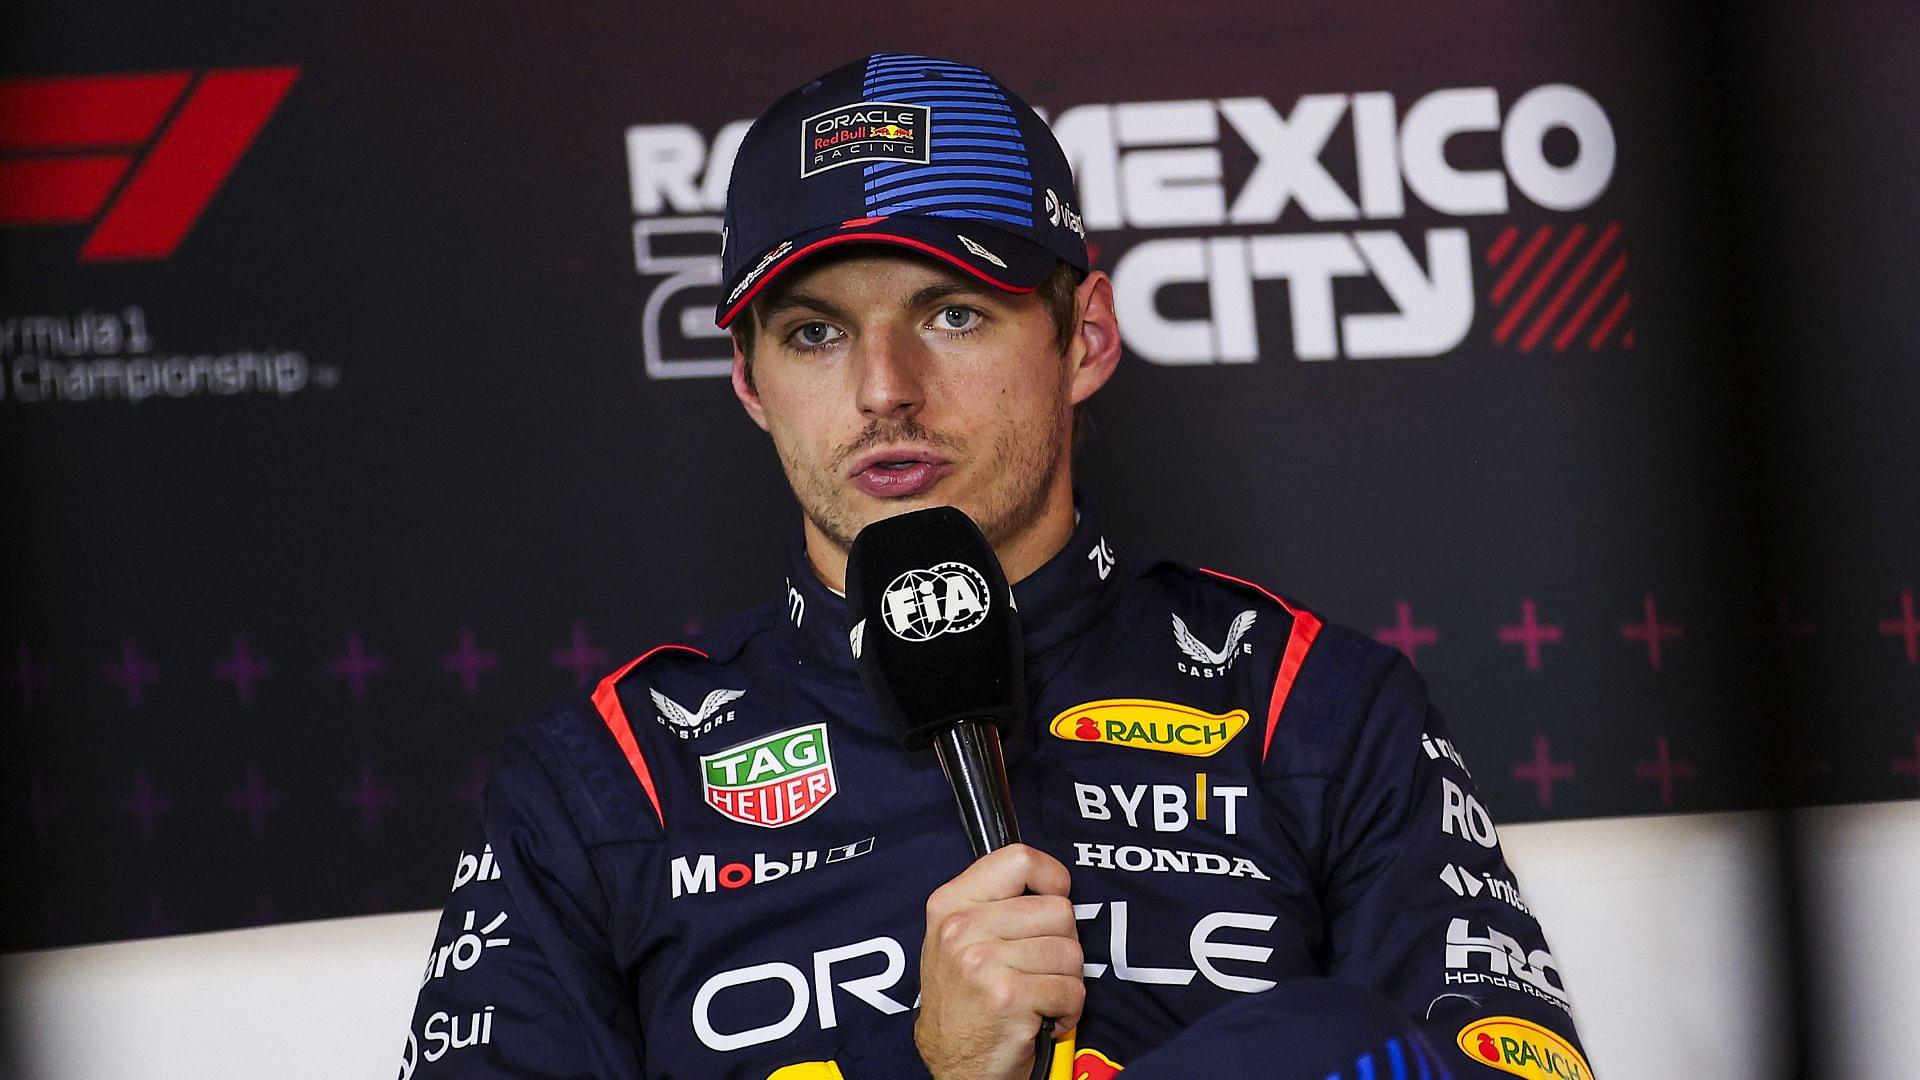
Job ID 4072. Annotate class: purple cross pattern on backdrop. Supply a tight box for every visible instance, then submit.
[1634,734,1696,808]
[1762,724,1832,803]
[551,620,610,689]
[11,592,1912,950]
[231,766,282,835]
[1746,596,1816,660]
[341,760,398,830]
[1879,589,1919,665]
[439,626,499,698]
[1374,600,1439,666]
[103,637,161,709]
[213,634,271,706]
[119,773,172,838]
[327,631,389,703]
[451,756,490,808]
[1511,734,1577,808]
[1621,594,1684,671]
[1894,732,1920,793]
[1497,598,1564,671]
[4,643,54,707]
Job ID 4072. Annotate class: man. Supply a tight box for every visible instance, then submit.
[401,54,1593,1080]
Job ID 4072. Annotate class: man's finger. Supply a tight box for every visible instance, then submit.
[975,934,1085,979]
[934,893,1077,952]
[925,843,1072,921]
[1019,972,1086,1035]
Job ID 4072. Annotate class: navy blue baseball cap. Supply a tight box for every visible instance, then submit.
[715,53,1090,329]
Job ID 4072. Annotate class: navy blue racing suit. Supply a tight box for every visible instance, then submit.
[399,506,1593,1079]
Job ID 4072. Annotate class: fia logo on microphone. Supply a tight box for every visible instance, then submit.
[880,562,990,641]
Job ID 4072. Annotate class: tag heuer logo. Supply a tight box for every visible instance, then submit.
[800,101,931,177]
[700,723,837,828]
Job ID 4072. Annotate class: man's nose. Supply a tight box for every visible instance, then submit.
[854,327,927,421]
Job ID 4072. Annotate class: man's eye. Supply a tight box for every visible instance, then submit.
[793,323,839,347]
[933,307,980,332]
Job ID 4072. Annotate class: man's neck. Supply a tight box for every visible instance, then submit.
[804,482,1077,594]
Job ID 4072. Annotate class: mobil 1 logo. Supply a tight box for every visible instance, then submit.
[671,837,875,898]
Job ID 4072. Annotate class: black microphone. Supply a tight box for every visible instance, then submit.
[847,507,1058,1080]
[846,505,1025,857]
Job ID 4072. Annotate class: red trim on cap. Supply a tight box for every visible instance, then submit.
[717,231,1037,328]
[590,643,708,827]
[1198,567,1323,761]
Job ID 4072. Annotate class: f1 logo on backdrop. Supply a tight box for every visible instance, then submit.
[0,68,299,262]
[626,83,1631,378]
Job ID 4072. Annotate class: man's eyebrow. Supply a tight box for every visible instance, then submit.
[757,290,850,322]
[758,279,998,322]
[903,280,997,310]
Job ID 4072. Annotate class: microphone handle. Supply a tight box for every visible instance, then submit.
[931,721,1055,1080]
[933,721,1021,856]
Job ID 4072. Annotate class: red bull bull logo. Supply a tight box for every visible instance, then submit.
[1072,1047,1124,1079]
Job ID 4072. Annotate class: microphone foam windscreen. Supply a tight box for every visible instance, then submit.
[845,506,1025,750]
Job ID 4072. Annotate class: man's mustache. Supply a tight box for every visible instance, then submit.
[833,418,966,467]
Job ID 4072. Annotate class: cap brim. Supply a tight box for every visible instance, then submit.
[714,217,1056,329]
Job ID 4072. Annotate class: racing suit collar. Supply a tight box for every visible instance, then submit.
[782,499,1123,675]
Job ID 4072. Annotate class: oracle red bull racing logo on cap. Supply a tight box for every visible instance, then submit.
[1049,699,1250,757]
[700,723,837,828]
[1455,1016,1591,1079]
[800,101,930,177]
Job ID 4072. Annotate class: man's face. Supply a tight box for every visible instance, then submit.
[732,250,1087,560]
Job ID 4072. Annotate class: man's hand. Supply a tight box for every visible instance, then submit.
[914,844,1083,1080]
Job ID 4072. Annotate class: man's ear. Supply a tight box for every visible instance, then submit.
[1067,270,1122,406]
[730,338,770,432]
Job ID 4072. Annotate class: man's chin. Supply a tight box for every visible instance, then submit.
[845,488,951,532]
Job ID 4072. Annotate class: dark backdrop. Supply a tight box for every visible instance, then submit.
[2,1,1913,949]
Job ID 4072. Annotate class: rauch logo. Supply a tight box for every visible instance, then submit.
[1454,1016,1591,1080]
[1049,699,1250,757]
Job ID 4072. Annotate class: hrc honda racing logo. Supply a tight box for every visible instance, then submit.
[626,83,1627,378]
[1443,917,1572,1014]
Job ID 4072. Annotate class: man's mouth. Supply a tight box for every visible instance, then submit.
[847,448,954,498]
